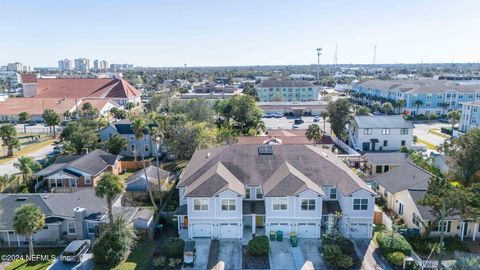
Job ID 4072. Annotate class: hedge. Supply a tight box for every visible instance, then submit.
[387,252,405,267]
[163,237,185,258]
[376,231,413,256]
[248,236,269,256]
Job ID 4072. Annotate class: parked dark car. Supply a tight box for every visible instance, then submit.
[60,240,91,263]
[294,118,304,125]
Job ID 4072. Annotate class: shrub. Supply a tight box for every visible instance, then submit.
[386,252,405,267]
[374,224,388,233]
[163,237,185,259]
[93,217,137,267]
[337,237,355,256]
[248,236,269,256]
[376,232,413,256]
[323,244,342,267]
[444,236,470,252]
[153,256,166,268]
[337,254,354,269]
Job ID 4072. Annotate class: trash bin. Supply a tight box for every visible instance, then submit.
[276,231,283,241]
[290,236,298,247]
[270,231,276,241]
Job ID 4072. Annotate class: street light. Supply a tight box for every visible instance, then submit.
[316,48,322,82]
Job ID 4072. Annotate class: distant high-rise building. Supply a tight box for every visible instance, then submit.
[101,60,109,71]
[74,58,90,72]
[109,63,133,71]
[7,62,23,72]
[58,59,73,71]
[93,60,109,71]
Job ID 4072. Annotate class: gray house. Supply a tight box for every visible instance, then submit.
[0,189,154,247]
[99,119,164,158]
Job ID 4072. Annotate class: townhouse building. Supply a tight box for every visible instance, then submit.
[174,144,376,240]
[348,115,414,152]
[460,101,480,132]
[255,79,317,102]
[352,79,480,116]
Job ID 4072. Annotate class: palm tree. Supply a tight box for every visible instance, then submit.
[42,109,61,138]
[0,174,16,192]
[14,156,41,185]
[305,124,323,146]
[372,101,381,112]
[0,124,20,157]
[320,90,328,101]
[414,100,424,116]
[440,102,449,115]
[63,111,72,121]
[150,126,164,192]
[320,111,329,133]
[131,118,157,209]
[447,110,461,138]
[14,204,45,256]
[381,102,394,115]
[354,105,370,116]
[95,173,125,225]
[395,100,405,114]
[256,120,267,135]
[18,112,30,134]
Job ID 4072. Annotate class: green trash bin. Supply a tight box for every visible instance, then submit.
[290,236,298,247]
[269,231,276,241]
[171,216,178,226]
[276,231,283,241]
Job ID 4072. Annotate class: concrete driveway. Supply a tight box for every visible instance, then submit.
[269,239,295,270]
[353,239,392,270]
[48,253,94,270]
[295,239,326,270]
[215,239,242,270]
[183,239,210,270]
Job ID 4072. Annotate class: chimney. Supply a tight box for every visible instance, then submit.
[21,74,38,98]
[73,207,87,240]
[114,72,123,80]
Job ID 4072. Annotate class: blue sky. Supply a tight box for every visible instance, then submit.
[2,0,479,67]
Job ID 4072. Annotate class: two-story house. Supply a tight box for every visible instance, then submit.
[349,115,414,152]
[34,149,122,191]
[99,119,163,158]
[174,144,376,240]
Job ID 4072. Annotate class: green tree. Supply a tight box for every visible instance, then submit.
[60,120,100,154]
[18,112,30,134]
[395,99,405,114]
[326,99,352,139]
[92,217,136,267]
[0,124,20,157]
[447,110,461,138]
[0,174,16,192]
[166,121,218,159]
[372,101,381,112]
[63,110,72,121]
[354,105,370,116]
[320,111,329,132]
[81,102,99,119]
[95,173,125,224]
[439,128,480,186]
[215,95,262,134]
[107,135,128,155]
[150,126,165,191]
[243,83,259,101]
[42,109,61,138]
[13,204,45,256]
[131,118,157,209]
[414,100,424,115]
[14,156,41,185]
[110,107,127,121]
[305,124,323,146]
[171,99,215,123]
[381,102,394,115]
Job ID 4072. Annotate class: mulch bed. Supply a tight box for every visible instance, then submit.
[242,245,270,270]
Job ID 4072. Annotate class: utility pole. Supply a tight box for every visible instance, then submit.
[316,48,322,82]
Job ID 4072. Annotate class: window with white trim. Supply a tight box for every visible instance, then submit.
[255,187,263,199]
[381,128,390,135]
[412,212,420,227]
[353,199,368,210]
[272,198,288,210]
[85,176,91,185]
[67,222,76,234]
[300,199,316,211]
[245,187,251,199]
[193,199,209,211]
[364,128,372,135]
[221,199,236,211]
[400,128,409,135]
[398,202,404,215]
[87,222,96,234]
[329,188,337,199]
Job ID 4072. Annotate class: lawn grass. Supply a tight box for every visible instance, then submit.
[95,240,157,270]
[0,139,55,165]
[3,247,63,270]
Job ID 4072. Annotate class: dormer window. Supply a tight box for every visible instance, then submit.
[245,187,251,199]
[329,188,337,200]
[255,187,263,199]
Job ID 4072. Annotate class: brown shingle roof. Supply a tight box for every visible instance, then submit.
[178,145,374,197]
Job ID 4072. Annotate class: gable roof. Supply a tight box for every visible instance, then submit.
[263,162,325,197]
[365,152,408,165]
[184,162,245,197]
[375,161,433,194]
[353,115,414,129]
[178,144,374,197]
[31,78,141,99]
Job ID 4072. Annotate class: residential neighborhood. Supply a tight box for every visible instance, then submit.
[2,1,480,270]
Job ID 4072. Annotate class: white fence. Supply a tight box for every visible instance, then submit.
[411,252,456,269]
[382,212,393,230]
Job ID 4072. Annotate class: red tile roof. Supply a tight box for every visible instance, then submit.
[20,73,38,84]
[33,78,141,99]
[0,98,77,116]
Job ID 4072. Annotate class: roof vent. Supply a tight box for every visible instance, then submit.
[206,152,211,158]
[15,197,28,201]
[258,145,273,155]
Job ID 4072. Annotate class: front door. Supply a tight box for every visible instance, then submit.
[463,223,469,236]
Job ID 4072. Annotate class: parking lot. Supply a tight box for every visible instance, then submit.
[263,116,331,133]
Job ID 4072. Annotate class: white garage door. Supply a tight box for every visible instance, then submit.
[297,223,318,238]
[349,223,369,238]
[219,223,240,239]
[269,223,290,236]
[191,223,212,238]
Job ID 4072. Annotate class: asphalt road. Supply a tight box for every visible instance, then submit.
[263,116,331,133]
[0,142,54,174]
